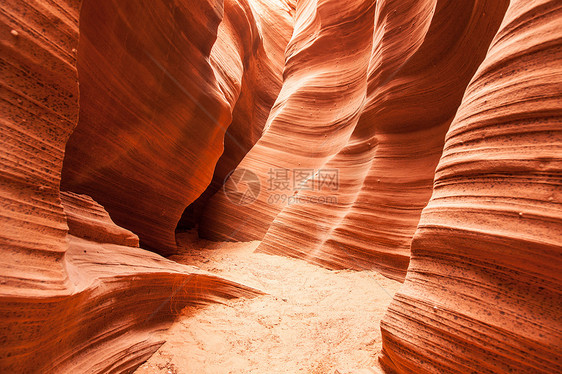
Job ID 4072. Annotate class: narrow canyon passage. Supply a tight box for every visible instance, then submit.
[1,0,560,373]
[135,232,401,374]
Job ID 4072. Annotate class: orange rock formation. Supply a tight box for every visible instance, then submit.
[1,0,560,373]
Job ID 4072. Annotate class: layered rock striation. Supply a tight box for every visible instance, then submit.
[380,1,562,372]
[200,0,511,281]
[1,1,263,372]
[1,0,561,373]
[62,0,293,254]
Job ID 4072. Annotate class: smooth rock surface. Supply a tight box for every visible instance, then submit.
[200,0,510,281]
[61,191,140,247]
[0,2,260,372]
[380,1,562,372]
[62,0,293,254]
[2,0,561,373]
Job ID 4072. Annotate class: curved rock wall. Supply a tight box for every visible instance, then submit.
[0,1,261,372]
[199,0,380,240]
[61,0,230,255]
[2,0,561,372]
[199,0,510,281]
[308,0,509,281]
[380,0,562,372]
[198,0,562,370]
[12,192,258,374]
[1,0,79,294]
[178,0,295,230]
[62,0,293,254]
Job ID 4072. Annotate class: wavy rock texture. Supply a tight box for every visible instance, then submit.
[2,197,259,373]
[198,0,562,370]
[60,0,228,255]
[199,0,510,281]
[2,0,561,373]
[200,0,379,240]
[62,0,293,254]
[2,188,258,374]
[1,1,260,372]
[380,0,562,372]
[1,0,79,294]
[61,191,140,247]
[178,0,295,229]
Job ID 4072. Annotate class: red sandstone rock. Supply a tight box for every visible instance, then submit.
[0,1,261,372]
[61,0,230,255]
[380,0,562,372]
[61,0,293,254]
[178,0,295,229]
[61,191,140,247]
[200,0,379,241]
[200,0,509,282]
[199,0,561,370]
[1,0,561,372]
[1,0,80,294]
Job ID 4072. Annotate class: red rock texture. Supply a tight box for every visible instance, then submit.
[2,0,561,372]
[0,1,261,372]
[200,0,510,281]
[178,0,295,230]
[1,0,80,294]
[200,0,380,241]
[60,0,229,255]
[380,1,562,372]
[198,0,561,370]
[62,0,293,254]
[61,191,140,247]
[2,188,258,373]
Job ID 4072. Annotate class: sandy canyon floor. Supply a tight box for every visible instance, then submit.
[134,232,401,374]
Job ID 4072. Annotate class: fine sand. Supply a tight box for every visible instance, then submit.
[135,232,401,374]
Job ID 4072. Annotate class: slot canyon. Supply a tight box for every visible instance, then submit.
[1,0,561,373]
